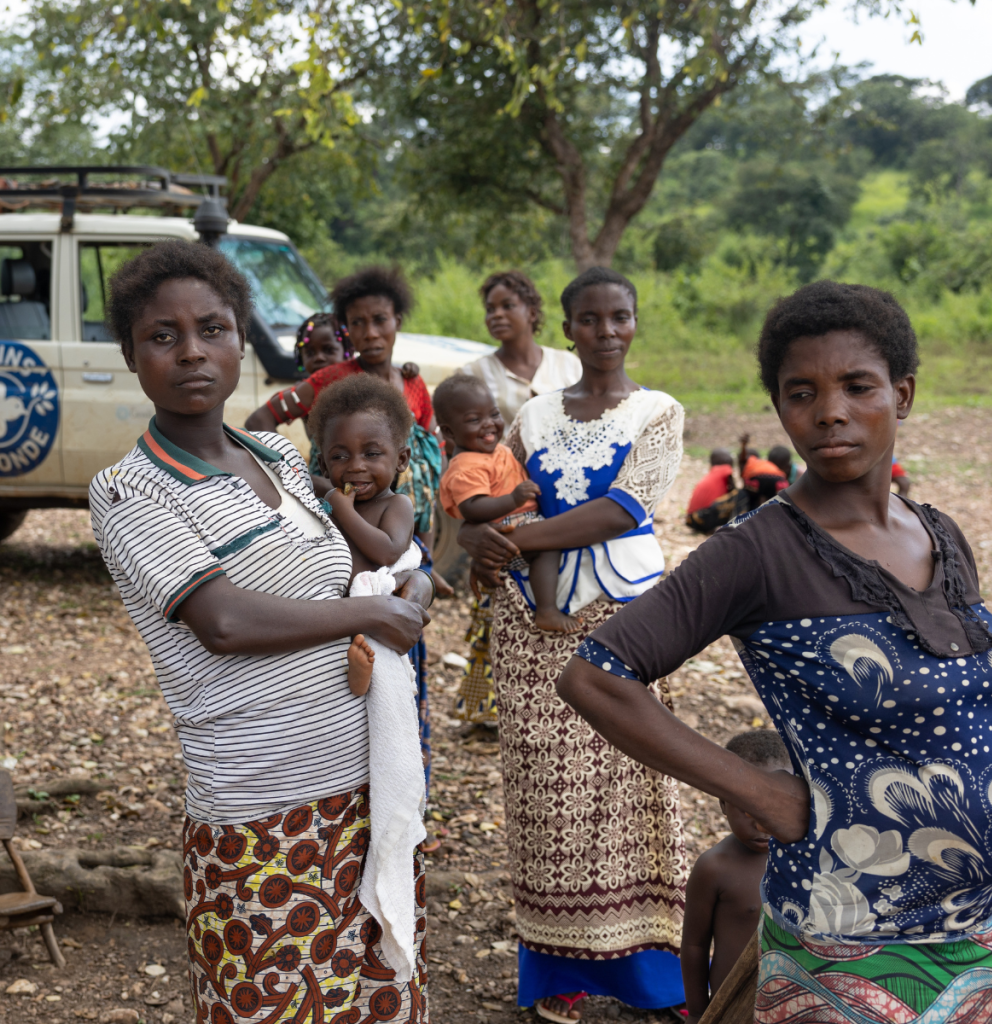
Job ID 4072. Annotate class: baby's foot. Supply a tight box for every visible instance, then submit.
[534,607,583,633]
[347,634,375,695]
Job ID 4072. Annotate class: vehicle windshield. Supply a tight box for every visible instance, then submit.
[219,238,328,328]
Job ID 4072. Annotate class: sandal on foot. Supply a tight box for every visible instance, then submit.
[536,992,588,1023]
[418,836,442,854]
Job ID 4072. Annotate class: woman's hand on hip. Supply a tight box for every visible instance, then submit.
[751,770,810,845]
[361,595,430,652]
[457,521,518,568]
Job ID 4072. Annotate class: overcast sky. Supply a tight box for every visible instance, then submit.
[4,0,991,103]
[799,0,992,100]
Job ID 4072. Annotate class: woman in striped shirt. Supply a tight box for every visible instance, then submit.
[90,240,434,1023]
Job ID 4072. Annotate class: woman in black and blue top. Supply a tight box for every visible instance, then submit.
[559,281,992,1023]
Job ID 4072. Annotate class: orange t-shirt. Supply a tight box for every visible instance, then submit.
[439,444,537,521]
[742,455,786,482]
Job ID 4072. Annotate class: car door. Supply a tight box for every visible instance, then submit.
[60,237,261,487]
[0,234,64,489]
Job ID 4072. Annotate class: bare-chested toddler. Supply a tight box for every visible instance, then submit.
[309,373,417,695]
[681,729,792,1024]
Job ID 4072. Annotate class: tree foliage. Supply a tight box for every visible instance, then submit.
[394,0,821,268]
[724,161,860,280]
[22,0,395,220]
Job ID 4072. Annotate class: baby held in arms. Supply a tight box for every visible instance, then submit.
[681,730,792,1024]
[435,374,579,632]
[309,373,418,695]
[311,373,429,979]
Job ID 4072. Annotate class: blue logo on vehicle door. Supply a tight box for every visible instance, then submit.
[0,341,59,477]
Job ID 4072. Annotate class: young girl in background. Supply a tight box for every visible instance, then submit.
[293,312,351,481]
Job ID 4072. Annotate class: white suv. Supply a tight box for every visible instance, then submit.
[0,166,491,545]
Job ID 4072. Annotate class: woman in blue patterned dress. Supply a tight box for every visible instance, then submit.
[560,280,992,1023]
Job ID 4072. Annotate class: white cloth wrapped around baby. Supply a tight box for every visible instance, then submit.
[349,541,427,984]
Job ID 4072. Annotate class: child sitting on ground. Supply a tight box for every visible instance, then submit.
[681,729,792,1024]
[767,445,799,485]
[308,373,418,695]
[434,374,580,632]
[738,434,788,511]
[685,448,738,534]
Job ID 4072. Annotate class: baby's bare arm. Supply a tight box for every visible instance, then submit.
[334,491,415,567]
[459,492,523,523]
[459,480,541,523]
[682,850,720,1024]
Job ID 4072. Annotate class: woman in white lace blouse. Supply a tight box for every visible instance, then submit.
[458,267,686,1022]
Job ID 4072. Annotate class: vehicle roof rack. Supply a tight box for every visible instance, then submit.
[0,165,228,232]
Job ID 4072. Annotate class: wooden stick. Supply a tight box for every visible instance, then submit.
[3,839,36,893]
[698,929,760,1024]
[41,921,66,970]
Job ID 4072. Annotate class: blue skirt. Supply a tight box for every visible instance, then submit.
[518,945,685,1010]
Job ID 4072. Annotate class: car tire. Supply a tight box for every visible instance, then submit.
[0,510,28,543]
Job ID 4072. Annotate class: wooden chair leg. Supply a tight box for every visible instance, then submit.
[40,920,66,970]
[3,840,66,970]
[2,839,36,893]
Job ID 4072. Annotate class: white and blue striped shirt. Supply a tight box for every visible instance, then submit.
[90,420,364,824]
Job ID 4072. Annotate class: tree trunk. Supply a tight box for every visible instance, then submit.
[542,59,744,267]
[229,122,309,222]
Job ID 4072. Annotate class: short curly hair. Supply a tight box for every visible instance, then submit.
[480,270,545,334]
[331,265,414,324]
[106,240,253,359]
[726,730,790,769]
[309,373,413,455]
[758,281,919,394]
[560,266,637,319]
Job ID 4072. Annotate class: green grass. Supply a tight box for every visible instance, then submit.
[848,170,911,231]
[310,172,992,413]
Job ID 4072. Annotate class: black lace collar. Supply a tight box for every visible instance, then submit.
[775,496,992,658]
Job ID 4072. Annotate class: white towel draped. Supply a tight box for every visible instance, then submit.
[350,542,426,983]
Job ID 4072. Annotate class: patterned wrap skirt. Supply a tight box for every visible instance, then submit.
[183,785,428,1023]
[757,911,992,1023]
[454,586,498,725]
[489,581,687,960]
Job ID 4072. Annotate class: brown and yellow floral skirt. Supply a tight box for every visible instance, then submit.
[490,582,687,961]
[183,785,428,1023]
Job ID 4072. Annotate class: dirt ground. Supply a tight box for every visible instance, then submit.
[1,407,990,1024]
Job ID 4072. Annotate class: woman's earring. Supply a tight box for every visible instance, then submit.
[567,344,576,352]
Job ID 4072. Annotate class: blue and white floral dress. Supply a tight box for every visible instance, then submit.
[491,387,687,1011]
[505,388,684,615]
[585,495,992,1020]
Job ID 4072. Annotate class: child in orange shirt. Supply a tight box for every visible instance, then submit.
[738,433,788,512]
[435,375,580,632]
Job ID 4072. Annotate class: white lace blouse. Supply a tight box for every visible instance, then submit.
[461,347,583,425]
[504,388,684,614]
